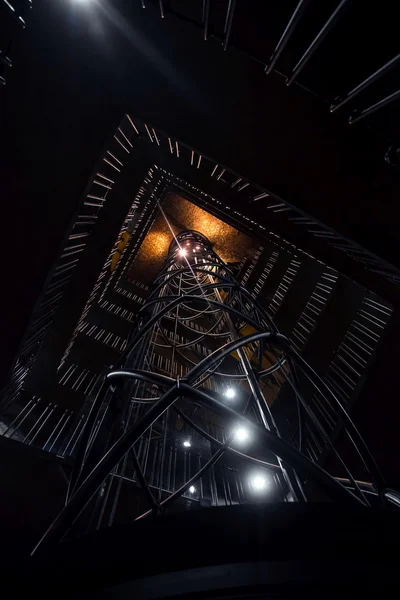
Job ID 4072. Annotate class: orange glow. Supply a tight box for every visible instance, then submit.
[129,193,259,283]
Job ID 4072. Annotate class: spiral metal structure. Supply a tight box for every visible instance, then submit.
[33,230,388,554]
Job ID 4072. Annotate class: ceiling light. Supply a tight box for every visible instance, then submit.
[234,426,250,443]
[250,474,268,492]
[183,440,191,447]
[189,485,196,494]
[224,387,235,399]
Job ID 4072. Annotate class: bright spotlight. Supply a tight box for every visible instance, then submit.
[250,474,268,492]
[234,426,250,443]
[179,248,187,257]
[189,485,196,494]
[183,440,191,447]
[224,387,235,399]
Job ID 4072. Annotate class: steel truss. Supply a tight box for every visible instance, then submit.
[33,230,391,554]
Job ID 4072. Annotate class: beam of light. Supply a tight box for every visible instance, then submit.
[155,198,190,266]
[93,1,203,113]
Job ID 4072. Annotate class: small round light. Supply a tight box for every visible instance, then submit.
[234,427,249,443]
[189,485,196,494]
[179,248,187,257]
[250,474,268,492]
[183,440,191,447]
[224,387,235,399]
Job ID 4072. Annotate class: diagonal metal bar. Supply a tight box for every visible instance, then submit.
[130,447,159,509]
[286,0,350,86]
[31,384,180,555]
[203,0,211,41]
[223,0,236,51]
[265,0,310,74]
[348,88,400,125]
[330,53,400,113]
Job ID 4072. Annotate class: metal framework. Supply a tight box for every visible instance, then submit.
[2,113,397,438]
[32,229,394,554]
[140,0,399,132]
[1,7,399,569]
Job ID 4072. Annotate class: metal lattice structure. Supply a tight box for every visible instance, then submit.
[32,228,396,554]
[2,114,396,453]
[1,6,400,583]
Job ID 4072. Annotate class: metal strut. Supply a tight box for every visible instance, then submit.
[32,230,387,555]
